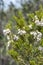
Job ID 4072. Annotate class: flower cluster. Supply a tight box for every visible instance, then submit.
[35,15,43,26]
[18,29,26,35]
[3,28,26,49]
[36,30,42,41]
[30,31,37,39]
[13,35,19,41]
[3,29,11,36]
[30,30,42,41]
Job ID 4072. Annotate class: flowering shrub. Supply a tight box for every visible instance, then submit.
[3,9,43,65]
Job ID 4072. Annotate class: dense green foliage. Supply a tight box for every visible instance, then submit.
[3,7,43,65]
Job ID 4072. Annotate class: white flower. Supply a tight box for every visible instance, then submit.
[18,29,20,31]
[7,35,10,40]
[30,31,37,35]
[38,46,43,51]
[18,29,26,35]
[30,31,37,39]
[7,40,13,47]
[37,37,41,41]
[36,31,42,41]
[35,15,38,20]
[6,40,13,51]
[37,30,42,36]
[3,29,11,36]
[35,20,40,25]
[14,35,19,41]
[30,30,42,41]
[7,41,11,47]
[35,19,43,26]
[28,24,32,29]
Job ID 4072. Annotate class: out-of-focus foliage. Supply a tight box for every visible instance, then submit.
[0,0,43,65]
[17,0,43,13]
